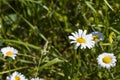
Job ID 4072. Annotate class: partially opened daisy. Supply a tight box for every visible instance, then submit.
[90,31,104,43]
[97,52,117,69]
[6,71,28,80]
[31,77,44,80]
[1,46,18,60]
[68,29,95,49]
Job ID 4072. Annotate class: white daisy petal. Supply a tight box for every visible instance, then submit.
[82,30,87,37]
[1,46,18,60]
[71,32,78,38]
[78,29,83,37]
[74,43,80,49]
[97,52,117,69]
[70,41,77,44]
[68,29,95,49]
[6,71,28,80]
[68,36,76,40]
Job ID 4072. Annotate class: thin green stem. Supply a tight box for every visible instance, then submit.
[35,41,48,77]
[71,50,77,78]
[1,39,40,50]
[77,50,81,77]
[0,66,28,75]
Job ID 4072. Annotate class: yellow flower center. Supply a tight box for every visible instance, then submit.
[93,35,99,42]
[15,75,20,80]
[77,37,86,43]
[6,51,13,56]
[103,56,112,64]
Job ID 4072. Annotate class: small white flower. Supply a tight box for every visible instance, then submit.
[31,77,44,80]
[90,31,104,42]
[6,71,28,80]
[1,46,18,60]
[68,29,95,49]
[97,52,117,69]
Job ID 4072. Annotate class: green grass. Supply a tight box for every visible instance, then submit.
[1,0,120,80]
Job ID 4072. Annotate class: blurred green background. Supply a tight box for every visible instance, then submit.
[1,0,120,80]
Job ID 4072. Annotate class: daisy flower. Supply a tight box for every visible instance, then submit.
[68,29,95,49]
[6,71,28,80]
[1,46,18,60]
[90,31,104,43]
[31,77,44,80]
[97,52,117,69]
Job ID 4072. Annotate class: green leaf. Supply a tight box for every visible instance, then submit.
[39,58,63,70]
[104,0,114,11]
[1,39,40,50]
[85,1,96,13]
[19,59,34,64]
[109,32,115,44]
[98,72,102,79]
